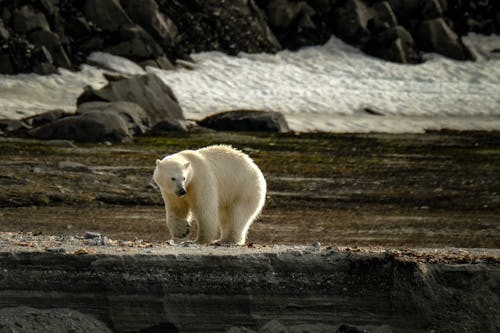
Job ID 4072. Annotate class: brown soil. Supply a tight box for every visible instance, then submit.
[1,131,499,248]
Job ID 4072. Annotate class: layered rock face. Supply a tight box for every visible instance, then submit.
[0,249,499,333]
[0,0,498,75]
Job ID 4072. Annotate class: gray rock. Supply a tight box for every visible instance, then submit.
[156,0,281,56]
[84,231,101,239]
[104,24,163,59]
[12,5,50,33]
[23,109,68,128]
[139,56,175,70]
[198,110,290,133]
[77,101,151,135]
[0,307,113,333]
[78,73,184,126]
[29,111,131,142]
[370,1,398,29]
[0,24,10,40]
[42,139,76,148]
[84,0,133,32]
[333,0,372,44]
[0,52,15,74]
[0,118,30,135]
[415,18,474,60]
[121,0,179,53]
[266,0,315,29]
[29,29,72,69]
[58,161,92,172]
[362,25,422,63]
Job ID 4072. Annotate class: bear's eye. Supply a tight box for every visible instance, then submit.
[182,177,185,180]
[171,177,175,181]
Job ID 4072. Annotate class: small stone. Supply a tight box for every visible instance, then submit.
[58,161,91,172]
[46,247,66,253]
[43,140,76,148]
[165,239,175,246]
[84,231,101,239]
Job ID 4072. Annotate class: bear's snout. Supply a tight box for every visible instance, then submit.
[176,188,186,197]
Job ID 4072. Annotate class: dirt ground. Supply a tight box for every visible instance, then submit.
[0,131,499,248]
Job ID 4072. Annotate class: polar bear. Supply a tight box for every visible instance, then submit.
[153,145,266,245]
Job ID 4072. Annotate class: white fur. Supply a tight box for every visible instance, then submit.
[153,145,266,245]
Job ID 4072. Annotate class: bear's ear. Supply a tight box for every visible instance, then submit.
[155,159,160,166]
[184,162,190,169]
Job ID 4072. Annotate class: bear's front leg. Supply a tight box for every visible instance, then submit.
[192,195,219,244]
[164,196,191,241]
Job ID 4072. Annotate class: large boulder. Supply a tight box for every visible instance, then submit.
[414,18,474,60]
[362,25,422,63]
[29,111,131,142]
[265,0,314,29]
[198,110,290,133]
[76,73,184,126]
[29,101,150,142]
[333,0,372,44]
[121,0,179,59]
[84,0,133,32]
[156,0,281,55]
[264,0,318,50]
[12,5,50,33]
[76,101,150,135]
[104,24,163,60]
[29,29,72,69]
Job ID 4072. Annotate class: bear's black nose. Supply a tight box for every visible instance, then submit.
[176,188,186,197]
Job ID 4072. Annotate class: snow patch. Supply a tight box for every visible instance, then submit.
[1,34,499,133]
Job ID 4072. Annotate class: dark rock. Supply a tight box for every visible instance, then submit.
[0,52,15,74]
[12,5,50,33]
[104,24,163,59]
[38,0,57,16]
[156,0,281,56]
[370,1,398,30]
[77,101,151,135]
[198,110,290,133]
[264,0,319,50]
[121,0,179,59]
[0,24,10,40]
[29,29,72,69]
[362,25,422,63]
[150,119,190,133]
[29,111,131,142]
[84,0,133,32]
[0,307,113,333]
[23,109,69,127]
[333,0,372,44]
[32,45,56,75]
[265,0,315,28]
[421,0,445,19]
[58,161,92,172]
[0,118,30,135]
[139,55,175,70]
[77,73,184,126]
[415,18,475,60]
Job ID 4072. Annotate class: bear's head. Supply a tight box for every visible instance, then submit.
[153,157,192,198]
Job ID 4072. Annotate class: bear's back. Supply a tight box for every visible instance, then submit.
[194,145,264,202]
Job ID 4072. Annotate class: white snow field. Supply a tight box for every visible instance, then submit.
[0,34,499,133]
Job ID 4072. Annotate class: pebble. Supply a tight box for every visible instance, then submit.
[43,140,76,148]
[58,161,92,173]
[84,232,101,239]
[46,248,66,253]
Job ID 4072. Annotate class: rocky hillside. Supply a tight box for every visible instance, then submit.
[0,0,499,75]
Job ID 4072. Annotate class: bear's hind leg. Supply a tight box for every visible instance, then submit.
[219,204,257,246]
